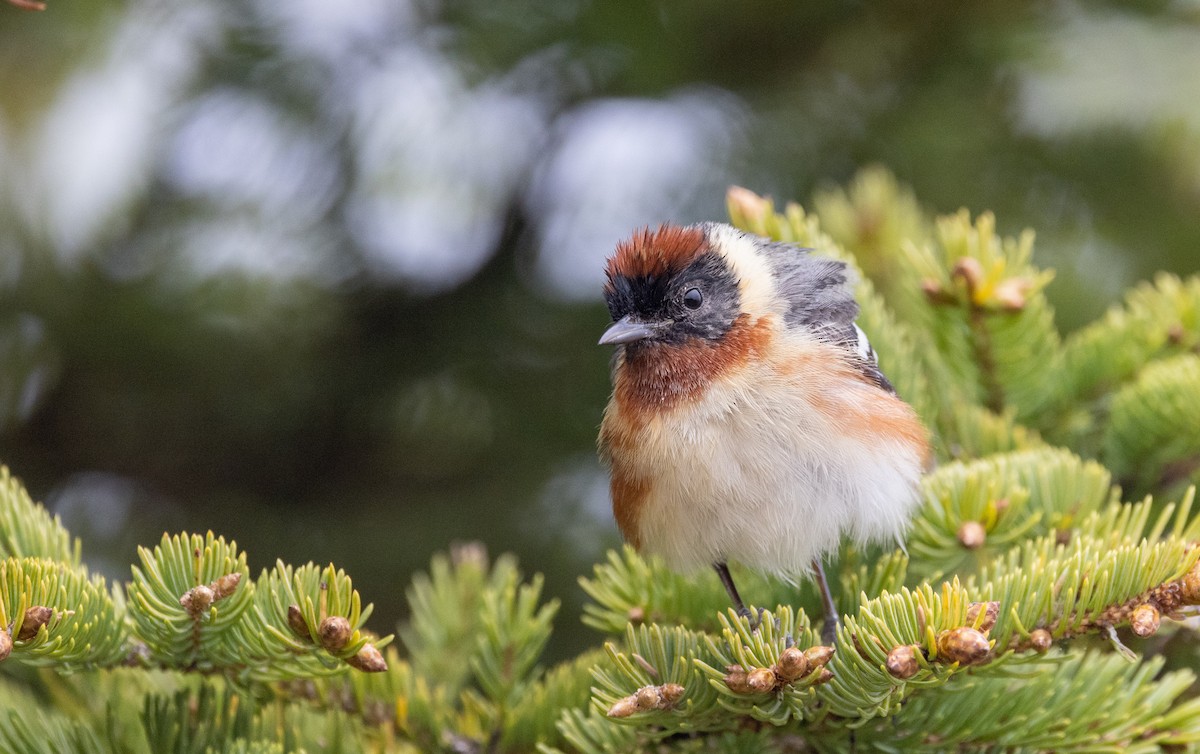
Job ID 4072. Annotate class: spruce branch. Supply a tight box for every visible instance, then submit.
[127,533,392,679]
[1103,354,1200,494]
[0,676,107,754]
[1059,273,1200,406]
[580,546,742,635]
[127,532,256,672]
[0,556,127,669]
[401,542,499,695]
[288,547,579,753]
[865,650,1200,752]
[907,448,1115,580]
[0,465,80,565]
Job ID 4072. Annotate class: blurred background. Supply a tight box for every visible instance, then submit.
[0,0,1197,655]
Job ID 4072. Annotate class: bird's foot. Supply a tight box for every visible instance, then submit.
[820,614,840,646]
[737,606,769,631]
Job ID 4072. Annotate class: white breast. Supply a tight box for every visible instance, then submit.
[620,349,925,581]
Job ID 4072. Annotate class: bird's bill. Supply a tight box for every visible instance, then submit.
[599,316,657,345]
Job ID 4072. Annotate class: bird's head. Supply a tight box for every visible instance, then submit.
[599,224,748,350]
[600,222,860,355]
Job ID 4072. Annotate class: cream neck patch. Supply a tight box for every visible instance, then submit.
[705,224,783,321]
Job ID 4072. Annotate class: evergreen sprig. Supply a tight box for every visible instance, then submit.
[0,465,79,564]
[0,556,126,668]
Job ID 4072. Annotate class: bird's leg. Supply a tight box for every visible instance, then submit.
[713,562,764,628]
[812,558,840,645]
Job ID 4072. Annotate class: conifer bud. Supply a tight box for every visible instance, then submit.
[803,645,835,669]
[814,668,834,685]
[1029,628,1052,653]
[318,616,353,652]
[659,683,685,704]
[0,630,11,661]
[726,186,769,229]
[957,521,986,550]
[287,605,310,640]
[723,666,753,694]
[937,626,990,665]
[774,646,809,682]
[607,683,685,717]
[606,697,639,718]
[180,585,215,617]
[210,573,242,601]
[922,278,956,304]
[1167,323,1185,345]
[952,257,985,296]
[17,606,53,641]
[747,667,777,694]
[886,644,920,679]
[1131,604,1161,638]
[450,541,488,570]
[345,642,387,672]
[1181,562,1200,604]
[965,601,1000,634]
[992,278,1032,311]
[635,686,660,710]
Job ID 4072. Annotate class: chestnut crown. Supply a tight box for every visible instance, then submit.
[602,225,741,347]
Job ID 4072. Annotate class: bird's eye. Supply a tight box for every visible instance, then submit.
[682,287,703,310]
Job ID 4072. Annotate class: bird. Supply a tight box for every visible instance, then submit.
[597,222,930,642]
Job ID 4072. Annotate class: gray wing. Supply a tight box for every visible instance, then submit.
[760,240,895,393]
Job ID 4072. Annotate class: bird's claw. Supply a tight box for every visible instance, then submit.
[820,615,840,646]
[737,606,769,631]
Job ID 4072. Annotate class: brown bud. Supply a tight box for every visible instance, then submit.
[344,642,387,672]
[814,668,834,685]
[991,278,1032,311]
[318,616,353,652]
[1167,323,1185,345]
[210,573,242,601]
[450,541,488,569]
[957,521,986,550]
[0,630,11,661]
[607,696,639,718]
[180,585,215,617]
[886,644,920,679]
[659,683,685,705]
[726,186,769,226]
[803,645,836,669]
[965,601,1000,634]
[1131,604,1161,638]
[952,257,985,294]
[627,606,645,624]
[937,626,991,666]
[774,646,809,682]
[607,683,684,717]
[1029,628,1052,652]
[17,606,53,641]
[634,686,659,710]
[631,653,658,678]
[7,0,49,12]
[1181,562,1200,604]
[922,278,955,304]
[287,605,310,639]
[723,666,753,694]
[747,667,777,694]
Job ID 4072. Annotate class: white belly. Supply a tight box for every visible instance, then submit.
[625,370,924,580]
